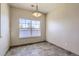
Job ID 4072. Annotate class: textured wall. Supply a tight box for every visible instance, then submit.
[46,4,79,55]
[0,3,10,56]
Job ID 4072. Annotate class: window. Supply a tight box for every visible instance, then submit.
[19,18,41,38]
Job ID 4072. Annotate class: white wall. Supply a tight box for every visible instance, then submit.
[0,4,10,56]
[46,4,79,55]
[0,3,1,37]
[10,7,46,46]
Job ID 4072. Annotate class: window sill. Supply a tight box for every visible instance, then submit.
[19,36,41,39]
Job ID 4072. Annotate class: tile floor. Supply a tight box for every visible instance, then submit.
[6,42,77,56]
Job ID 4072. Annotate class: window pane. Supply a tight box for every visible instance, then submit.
[25,20,31,28]
[19,19,31,29]
[19,29,31,38]
[19,18,26,24]
[32,30,41,36]
[32,21,41,36]
[25,20,31,24]
[20,24,26,28]
[19,18,31,38]
[32,21,40,29]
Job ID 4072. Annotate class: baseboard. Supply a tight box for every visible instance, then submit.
[46,41,78,56]
[10,40,46,48]
[4,47,10,56]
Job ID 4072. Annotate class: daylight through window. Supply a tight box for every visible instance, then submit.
[19,18,41,38]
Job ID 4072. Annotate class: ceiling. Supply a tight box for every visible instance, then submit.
[9,3,58,14]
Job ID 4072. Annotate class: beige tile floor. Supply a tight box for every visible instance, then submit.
[6,42,77,56]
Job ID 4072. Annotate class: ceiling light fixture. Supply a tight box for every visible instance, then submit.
[32,4,42,17]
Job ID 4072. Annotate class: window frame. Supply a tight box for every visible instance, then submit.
[19,18,41,39]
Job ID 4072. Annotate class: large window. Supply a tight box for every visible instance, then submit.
[19,18,41,38]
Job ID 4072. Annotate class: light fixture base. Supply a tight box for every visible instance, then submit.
[32,11,42,17]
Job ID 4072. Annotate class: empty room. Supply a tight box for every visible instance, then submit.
[0,3,79,56]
